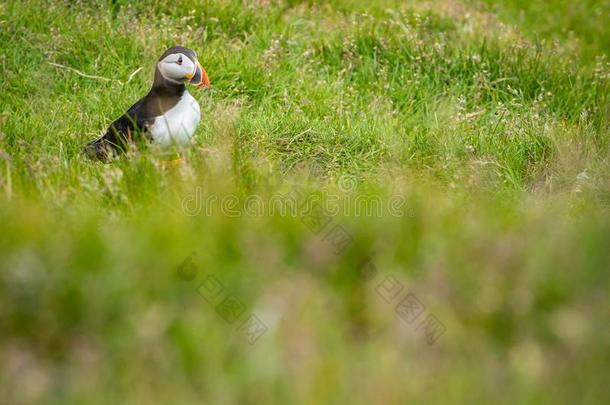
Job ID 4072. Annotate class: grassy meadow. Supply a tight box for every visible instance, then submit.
[1,0,609,403]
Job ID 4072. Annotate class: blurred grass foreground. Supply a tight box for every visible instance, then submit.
[1,0,609,403]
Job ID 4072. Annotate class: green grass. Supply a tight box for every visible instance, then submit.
[1,0,609,403]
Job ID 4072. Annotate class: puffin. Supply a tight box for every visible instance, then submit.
[84,46,210,162]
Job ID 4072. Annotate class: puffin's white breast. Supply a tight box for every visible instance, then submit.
[150,91,200,147]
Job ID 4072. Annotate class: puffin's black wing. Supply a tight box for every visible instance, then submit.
[83,99,154,162]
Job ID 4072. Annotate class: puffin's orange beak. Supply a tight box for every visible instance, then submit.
[189,61,210,88]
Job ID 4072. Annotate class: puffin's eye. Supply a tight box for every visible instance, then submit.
[177,56,183,65]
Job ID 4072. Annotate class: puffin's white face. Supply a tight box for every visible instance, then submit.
[158,52,197,83]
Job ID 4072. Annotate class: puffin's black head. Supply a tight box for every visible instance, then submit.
[156,46,210,87]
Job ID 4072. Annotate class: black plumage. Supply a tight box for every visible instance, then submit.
[84,46,205,162]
